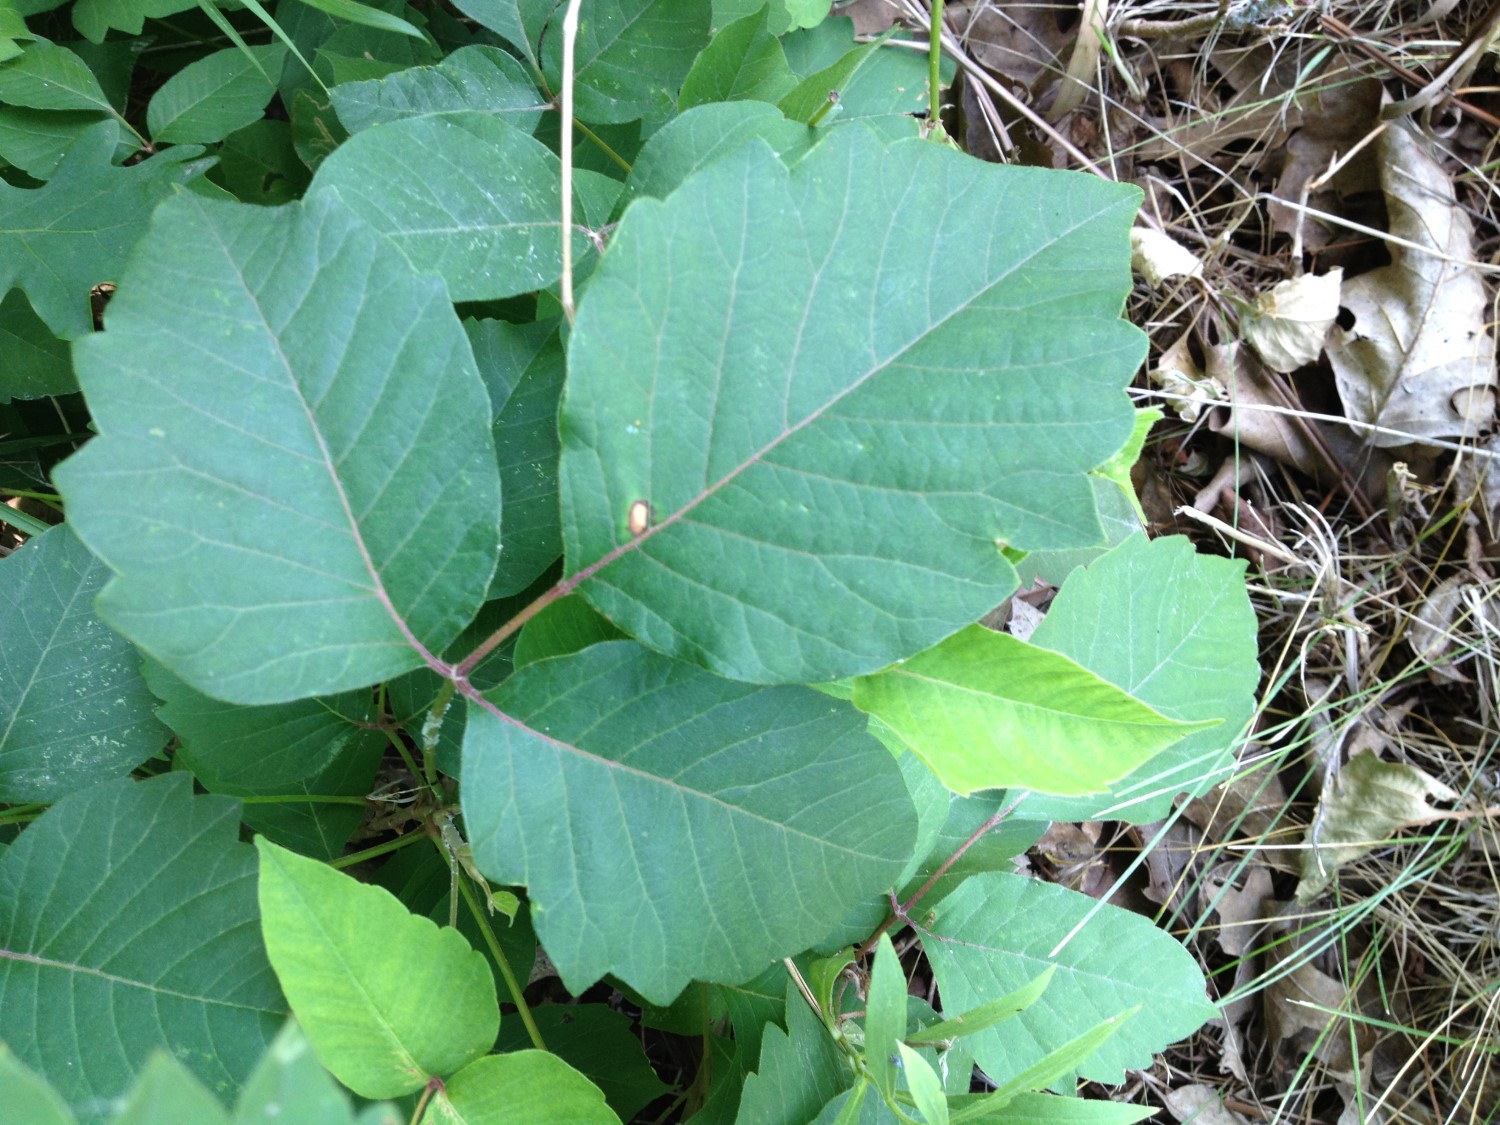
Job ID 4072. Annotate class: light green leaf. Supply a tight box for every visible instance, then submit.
[330,45,545,134]
[894,1043,948,1125]
[145,663,384,859]
[255,838,500,1099]
[0,1043,76,1125]
[952,1092,1155,1123]
[782,0,831,29]
[737,977,848,1125]
[289,0,427,41]
[679,7,796,109]
[147,44,286,145]
[905,967,1055,1045]
[429,1052,621,1124]
[113,1053,231,1125]
[309,112,579,302]
[1023,534,1258,823]
[55,191,501,705]
[494,1005,669,1122]
[924,872,1215,1086]
[0,125,210,338]
[461,641,918,1003]
[540,0,712,124]
[0,524,167,803]
[563,126,1143,685]
[947,1014,1133,1121]
[852,626,1211,796]
[233,1020,361,1125]
[0,774,286,1121]
[0,38,111,111]
[864,934,906,1099]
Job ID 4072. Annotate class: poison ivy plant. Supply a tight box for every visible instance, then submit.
[0,2,1258,1123]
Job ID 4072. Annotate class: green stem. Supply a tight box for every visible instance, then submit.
[0,803,46,826]
[420,680,455,788]
[238,794,368,805]
[928,0,944,126]
[574,120,632,174]
[382,722,427,796]
[328,830,425,870]
[455,871,547,1051]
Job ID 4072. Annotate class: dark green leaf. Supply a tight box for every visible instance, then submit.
[145,663,383,858]
[563,126,1143,684]
[863,934,905,1099]
[445,0,549,67]
[539,0,711,124]
[512,594,624,666]
[461,641,918,1002]
[679,7,796,109]
[0,125,210,338]
[495,1005,669,1121]
[0,105,123,181]
[288,0,427,41]
[737,977,848,1125]
[0,774,286,1121]
[621,99,808,209]
[0,524,167,803]
[0,289,75,401]
[147,44,287,145]
[0,38,112,111]
[211,120,310,206]
[309,112,576,302]
[924,872,1215,1086]
[55,191,501,705]
[330,44,544,134]
[71,0,196,43]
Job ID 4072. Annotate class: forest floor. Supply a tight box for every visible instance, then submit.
[847,0,1500,1120]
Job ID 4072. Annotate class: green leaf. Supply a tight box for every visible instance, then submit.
[211,120,310,206]
[513,594,623,666]
[924,872,1215,1086]
[113,1053,231,1125]
[905,967,1055,1044]
[428,1052,621,1125]
[145,663,384,859]
[0,282,76,396]
[539,0,712,124]
[679,7,796,109]
[309,112,577,303]
[330,44,544,134]
[713,962,787,1068]
[461,640,918,1002]
[738,977,849,1125]
[147,44,286,145]
[55,191,501,705]
[0,125,209,338]
[0,774,286,1119]
[467,317,565,596]
[947,1015,1133,1121]
[776,34,884,124]
[894,1042,948,1125]
[71,0,194,42]
[864,934,906,1099]
[255,838,500,1099]
[0,105,123,181]
[1023,534,1258,823]
[852,626,1211,796]
[288,0,427,41]
[563,125,1143,685]
[952,1092,1155,1124]
[621,99,809,209]
[0,39,112,111]
[0,524,166,802]
[0,1043,76,1125]
[495,1005,669,1122]
[445,0,548,67]
[233,1020,361,1125]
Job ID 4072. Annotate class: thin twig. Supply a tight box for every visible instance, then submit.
[559,0,582,324]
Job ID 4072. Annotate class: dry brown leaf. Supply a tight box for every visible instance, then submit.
[1269,76,1383,247]
[1239,270,1343,374]
[1326,121,1498,447]
[1130,227,1203,286]
[1296,748,1459,902]
[1163,1085,1254,1125]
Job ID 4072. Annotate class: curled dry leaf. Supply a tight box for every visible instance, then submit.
[1326,121,1497,447]
[1130,227,1203,286]
[1239,270,1342,374]
[1151,330,1223,422]
[1296,749,1459,902]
